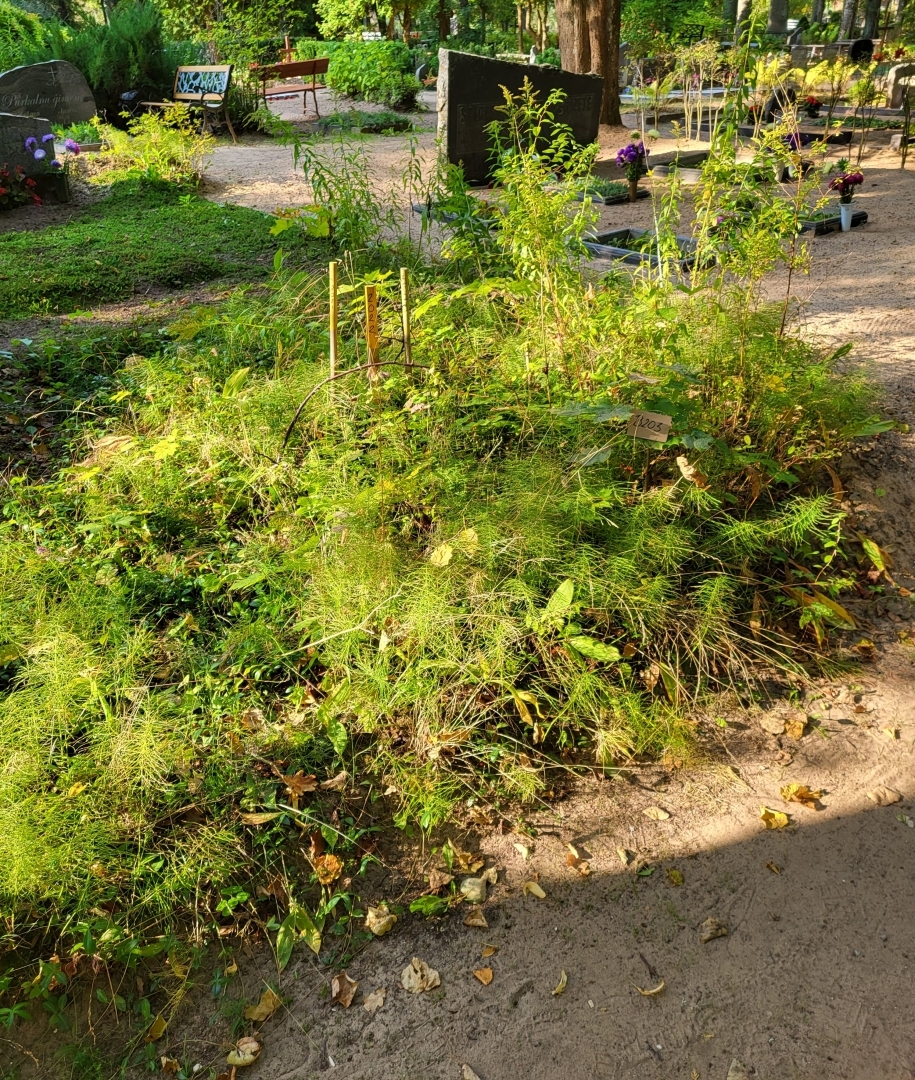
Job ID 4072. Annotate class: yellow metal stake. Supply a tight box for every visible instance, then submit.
[328,261,338,380]
[364,284,380,382]
[399,267,412,367]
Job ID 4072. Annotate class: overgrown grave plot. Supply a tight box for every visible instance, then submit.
[0,83,900,1047]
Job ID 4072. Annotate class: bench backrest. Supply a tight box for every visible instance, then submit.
[173,65,233,101]
[257,58,329,80]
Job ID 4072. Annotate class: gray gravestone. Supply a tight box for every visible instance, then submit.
[0,61,96,125]
[437,49,603,182]
[0,112,54,174]
[888,62,915,109]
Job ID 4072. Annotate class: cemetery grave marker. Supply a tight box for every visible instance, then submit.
[0,61,96,126]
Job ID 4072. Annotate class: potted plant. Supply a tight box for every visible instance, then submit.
[804,95,822,118]
[615,133,649,203]
[828,168,864,232]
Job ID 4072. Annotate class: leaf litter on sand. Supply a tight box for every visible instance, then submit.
[552,970,568,995]
[665,868,683,886]
[634,980,666,996]
[700,917,727,943]
[331,972,358,1008]
[226,1038,261,1067]
[146,1015,167,1042]
[463,906,488,928]
[243,987,281,1022]
[565,843,591,875]
[462,1067,483,1080]
[867,787,901,806]
[760,806,789,829]
[643,806,670,821]
[365,904,397,936]
[363,988,386,1013]
[765,861,782,874]
[481,944,498,957]
[473,967,493,985]
[780,783,822,810]
[401,958,440,993]
[523,881,546,898]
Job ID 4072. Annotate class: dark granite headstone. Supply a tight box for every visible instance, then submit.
[437,50,603,182]
[0,112,54,174]
[0,61,96,126]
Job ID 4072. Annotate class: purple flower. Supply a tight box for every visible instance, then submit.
[41,133,55,144]
[24,137,37,151]
[33,148,46,160]
[64,138,81,154]
[50,159,62,168]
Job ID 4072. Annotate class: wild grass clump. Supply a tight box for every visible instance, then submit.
[0,82,885,971]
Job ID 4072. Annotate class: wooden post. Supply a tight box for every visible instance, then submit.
[364,284,380,382]
[399,267,412,367]
[328,261,338,379]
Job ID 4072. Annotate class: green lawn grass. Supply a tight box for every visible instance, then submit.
[0,179,309,318]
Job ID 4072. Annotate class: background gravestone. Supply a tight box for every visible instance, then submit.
[0,112,53,174]
[888,62,915,109]
[437,50,603,182]
[0,61,96,126]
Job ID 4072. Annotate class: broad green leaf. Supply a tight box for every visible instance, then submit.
[409,895,449,916]
[566,635,621,662]
[326,715,347,757]
[222,367,250,399]
[150,436,180,461]
[544,579,575,617]
[847,417,895,438]
[276,912,296,970]
[291,901,322,955]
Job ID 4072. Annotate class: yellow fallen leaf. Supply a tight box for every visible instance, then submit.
[243,987,281,1022]
[472,967,493,985]
[401,958,441,993]
[481,944,498,958]
[429,542,453,567]
[331,971,358,1008]
[617,847,632,865]
[665,868,683,886]
[643,806,670,821]
[760,806,789,829]
[365,904,397,936]
[780,783,822,810]
[65,782,88,797]
[462,1067,482,1080]
[239,811,283,825]
[883,727,899,740]
[552,970,568,996]
[634,979,666,996]
[146,1015,167,1042]
[784,718,806,740]
[765,861,782,875]
[160,1058,180,1074]
[513,842,530,860]
[363,987,386,1013]
[226,1037,261,1067]
[867,786,901,806]
[699,917,728,943]
[522,881,546,899]
[463,906,488,928]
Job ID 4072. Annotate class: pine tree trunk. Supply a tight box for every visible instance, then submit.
[606,0,622,124]
[587,0,610,122]
[811,0,825,24]
[840,0,858,38]
[722,0,738,33]
[735,0,754,38]
[556,0,590,73]
[438,0,450,39]
[767,0,788,35]
[862,0,881,36]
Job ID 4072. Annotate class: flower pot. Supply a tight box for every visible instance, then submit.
[839,201,854,232]
[628,178,639,203]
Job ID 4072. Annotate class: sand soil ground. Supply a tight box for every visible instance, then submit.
[2,94,914,1080]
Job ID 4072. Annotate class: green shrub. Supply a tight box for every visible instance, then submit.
[0,0,46,71]
[326,40,421,110]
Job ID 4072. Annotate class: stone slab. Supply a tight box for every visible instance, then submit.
[0,111,54,175]
[0,61,96,126]
[887,63,915,109]
[437,50,603,182]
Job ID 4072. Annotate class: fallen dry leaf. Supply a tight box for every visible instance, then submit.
[463,906,488,928]
[513,842,530,860]
[363,987,386,1014]
[429,542,453,567]
[481,944,498,957]
[243,987,281,1022]
[365,904,397,937]
[565,844,591,876]
[760,806,789,829]
[239,811,283,826]
[665,868,683,887]
[898,812,915,828]
[401,957,441,993]
[784,717,806,740]
[883,727,899,740]
[759,713,786,736]
[226,1037,261,1067]
[426,869,454,893]
[765,861,782,875]
[676,455,708,488]
[643,806,670,821]
[634,979,666,997]
[462,1067,482,1080]
[700,917,728,944]
[460,876,488,904]
[522,881,546,899]
[867,786,902,806]
[283,771,317,797]
[472,967,493,985]
[447,841,485,874]
[320,771,347,791]
[552,970,568,996]
[314,853,344,886]
[726,1061,749,1080]
[780,783,822,810]
[331,971,358,1008]
[146,1015,167,1042]
[160,1058,180,1074]
[617,847,632,866]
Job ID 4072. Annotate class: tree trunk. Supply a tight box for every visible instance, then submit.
[862,0,881,36]
[402,1,411,43]
[811,0,825,23]
[606,0,622,124]
[840,0,858,37]
[587,0,609,120]
[767,0,788,34]
[722,0,738,33]
[438,0,450,39]
[556,0,590,72]
[735,0,754,38]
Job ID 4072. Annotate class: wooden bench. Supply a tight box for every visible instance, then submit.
[142,65,237,144]
[254,58,329,118]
